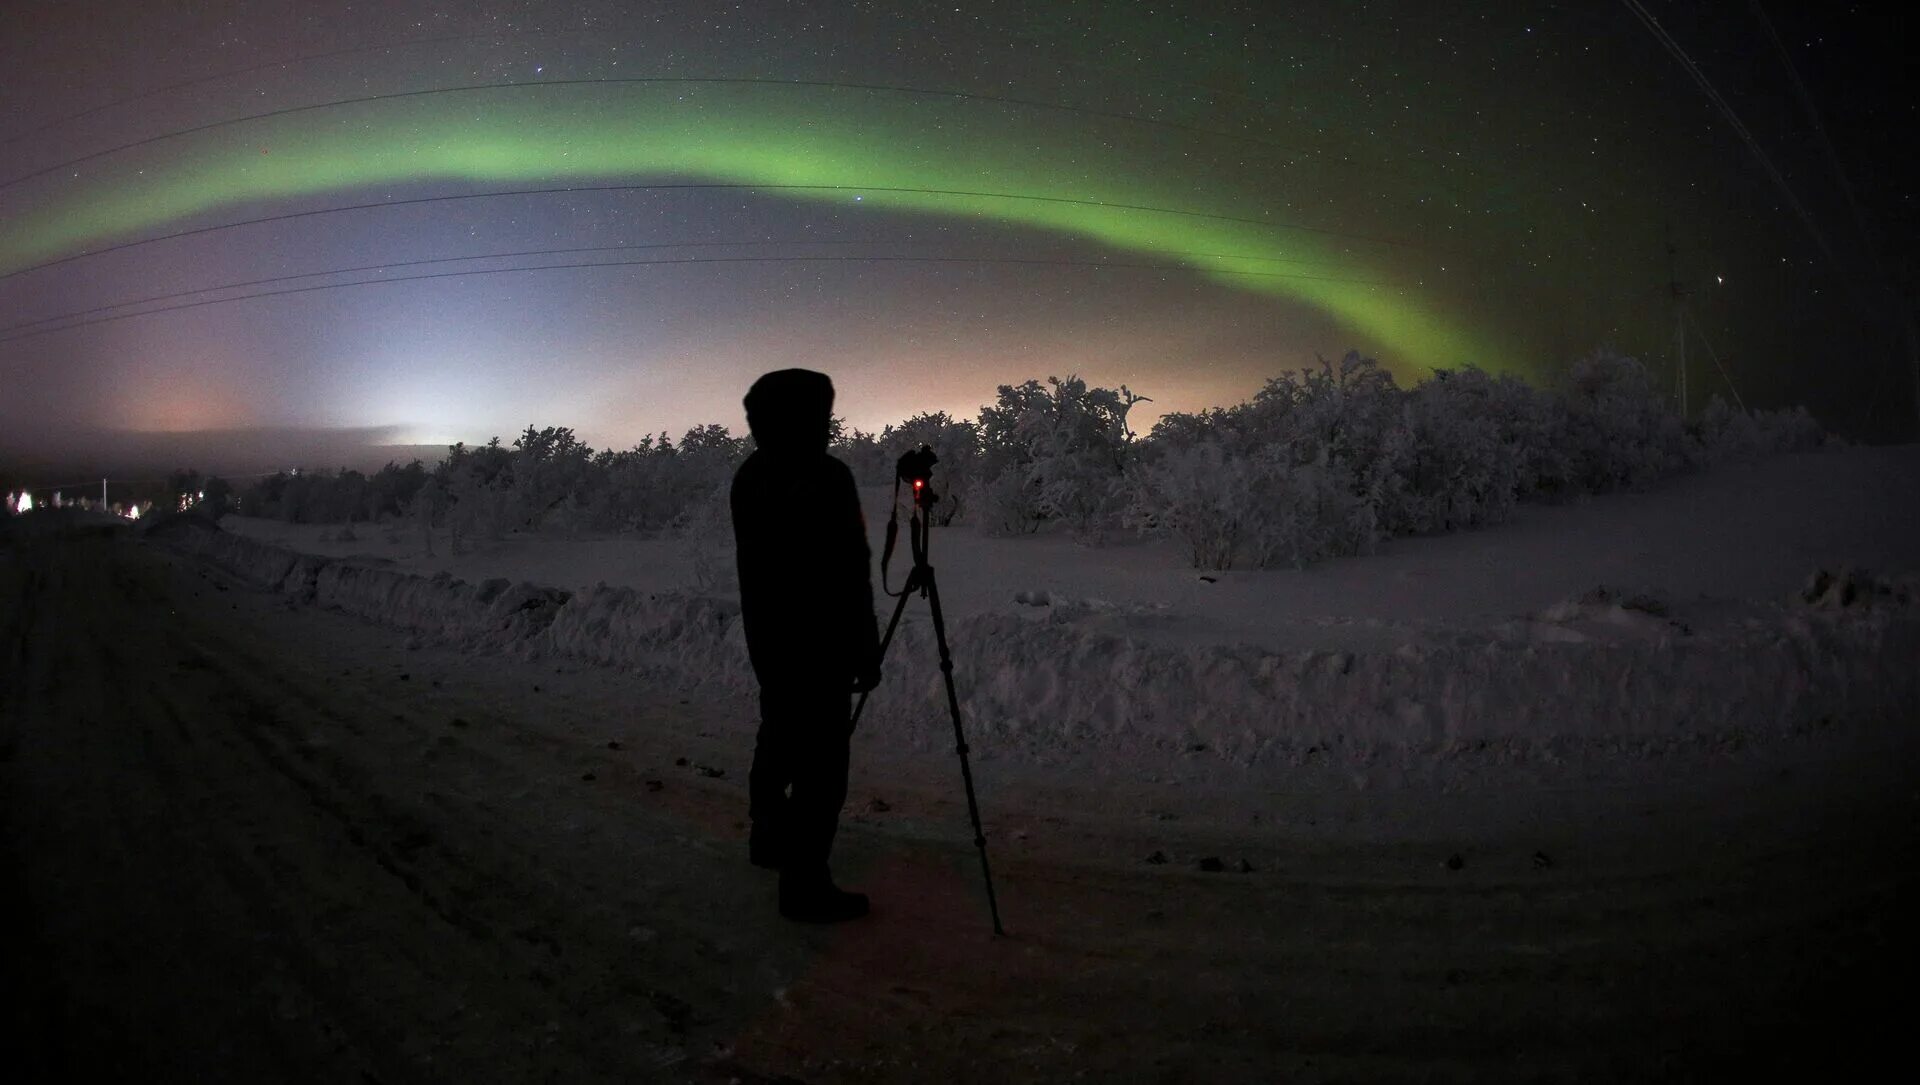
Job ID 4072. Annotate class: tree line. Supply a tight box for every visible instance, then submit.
[220,350,1825,570]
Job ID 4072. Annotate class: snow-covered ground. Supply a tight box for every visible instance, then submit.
[199,447,1920,784]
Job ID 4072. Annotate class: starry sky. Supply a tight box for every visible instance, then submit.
[1,0,1912,476]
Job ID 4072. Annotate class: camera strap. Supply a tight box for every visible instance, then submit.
[880,474,906,597]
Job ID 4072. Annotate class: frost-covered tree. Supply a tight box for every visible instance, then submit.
[1125,441,1247,568]
[365,460,428,521]
[507,426,593,531]
[829,418,891,485]
[974,376,1149,539]
[438,438,515,547]
[1133,353,1393,567]
[1125,348,1808,570]
[408,477,447,554]
[879,410,983,526]
[1695,395,1828,463]
[585,435,674,533]
[1556,349,1691,491]
[1391,367,1550,533]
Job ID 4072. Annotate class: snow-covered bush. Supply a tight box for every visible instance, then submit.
[237,462,426,524]
[674,424,752,493]
[1035,450,1133,542]
[1245,352,1401,545]
[1556,350,1691,491]
[582,426,749,536]
[675,483,737,594]
[1129,439,1373,570]
[408,477,447,555]
[830,420,891,487]
[1696,395,1829,463]
[877,412,981,526]
[1241,449,1373,569]
[1750,403,1827,453]
[974,376,1149,540]
[1125,441,1243,568]
[506,426,593,531]
[437,439,516,548]
[1389,367,1544,533]
[1128,349,1827,569]
[585,436,680,533]
[973,466,1046,536]
[1134,353,1395,567]
[542,494,592,540]
[834,412,982,525]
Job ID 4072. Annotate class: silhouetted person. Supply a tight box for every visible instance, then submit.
[732,368,882,923]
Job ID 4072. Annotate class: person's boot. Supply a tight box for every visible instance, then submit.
[779,870,869,923]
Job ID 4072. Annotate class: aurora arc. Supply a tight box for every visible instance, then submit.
[0,82,1511,374]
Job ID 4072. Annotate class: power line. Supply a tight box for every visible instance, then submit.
[1683,307,1744,411]
[1748,0,1917,435]
[0,180,1439,286]
[0,30,599,146]
[0,253,1408,347]
[1747,0,1876,262]
[1617,0,1846,277]
[0,240,1378,339]
[0,74,1335,194]
[1623,0,1914,433]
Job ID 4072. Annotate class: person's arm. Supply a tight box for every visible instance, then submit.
[834,460,883,691]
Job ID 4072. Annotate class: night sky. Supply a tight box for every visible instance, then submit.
[2,0,1912,474]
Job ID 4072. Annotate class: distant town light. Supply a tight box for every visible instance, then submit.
[17,491,33,513]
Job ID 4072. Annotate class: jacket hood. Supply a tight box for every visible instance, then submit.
[744,368,835,453]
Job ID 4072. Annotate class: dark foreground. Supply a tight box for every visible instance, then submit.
[2,515,1915,1082]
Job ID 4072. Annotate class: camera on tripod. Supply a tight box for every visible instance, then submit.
[862,439,1005,934]
[895,444,939,508]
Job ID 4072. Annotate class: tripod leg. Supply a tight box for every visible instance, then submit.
[919,564,1006,937]
[850,570,916,733]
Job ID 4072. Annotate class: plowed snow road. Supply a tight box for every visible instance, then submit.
[2,517,1914,1082]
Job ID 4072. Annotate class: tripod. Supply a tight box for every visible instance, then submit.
[851,461,1005,936]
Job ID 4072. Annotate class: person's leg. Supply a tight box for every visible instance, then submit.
[748,687,796,868]
[783,686,851,878]
[778,685,866,921]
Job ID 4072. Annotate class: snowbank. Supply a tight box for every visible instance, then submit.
[153,515,296,588]
[541,583,750,689]
[151,517,568,650]
[151,517,1920,775]
[313,564,571,652]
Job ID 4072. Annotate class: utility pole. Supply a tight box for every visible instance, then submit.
[1667,230,1691,417]
[1663,230,1746,415]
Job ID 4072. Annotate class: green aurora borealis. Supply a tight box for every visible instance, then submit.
[3,82,1508,375]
